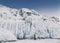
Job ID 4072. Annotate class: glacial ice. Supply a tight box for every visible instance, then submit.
[0,28,17,41]
[0,5,60,39]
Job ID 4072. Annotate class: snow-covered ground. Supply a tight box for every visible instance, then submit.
[6,39,60,43]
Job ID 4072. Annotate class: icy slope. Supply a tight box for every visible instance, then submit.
[0,5,60,39]
[0,28,17,41]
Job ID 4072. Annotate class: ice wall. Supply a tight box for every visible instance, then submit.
[0,5,60,39]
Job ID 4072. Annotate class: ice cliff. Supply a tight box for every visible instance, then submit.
[0,5,60,39]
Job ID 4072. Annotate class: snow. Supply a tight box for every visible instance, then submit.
[6,39,60,43]
[0,28,17,41]
[0,5,60,40]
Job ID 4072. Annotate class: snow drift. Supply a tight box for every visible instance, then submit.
[0,5,60,39]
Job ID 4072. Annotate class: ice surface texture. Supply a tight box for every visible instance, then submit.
[0,28,17,41]
[0,5,60,39]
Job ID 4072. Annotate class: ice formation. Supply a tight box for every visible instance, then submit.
[0,5,60,39]
[0,28,17,41]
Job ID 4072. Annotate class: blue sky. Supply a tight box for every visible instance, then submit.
[0,0,59,9]
[0,0,60,18]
